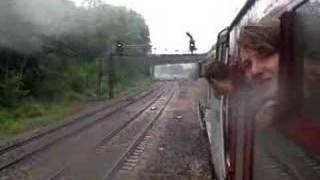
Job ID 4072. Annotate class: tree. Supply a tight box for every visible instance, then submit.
[0,0,151,106]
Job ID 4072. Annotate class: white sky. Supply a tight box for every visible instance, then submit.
[71,0,246,54]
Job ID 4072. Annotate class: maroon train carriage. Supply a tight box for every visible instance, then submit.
[199,0,320,180]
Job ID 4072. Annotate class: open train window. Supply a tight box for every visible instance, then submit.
[216,28,229,63]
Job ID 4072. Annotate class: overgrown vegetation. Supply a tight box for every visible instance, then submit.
[0,0,151,139]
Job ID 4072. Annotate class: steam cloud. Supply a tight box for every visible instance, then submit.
[0,0,80,53]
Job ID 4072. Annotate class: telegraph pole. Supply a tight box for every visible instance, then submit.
[82,0,104,97]
[96,57,103,97]
[107,41,152,99]
[108,53,114,99]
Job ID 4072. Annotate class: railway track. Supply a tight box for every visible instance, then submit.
[0,83,161,154]
[46,82,176,180]
[102,86,175,180]
[254,129,320,180]
[0,82,168,175]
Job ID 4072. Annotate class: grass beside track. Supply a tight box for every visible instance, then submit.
[0,78,153,141]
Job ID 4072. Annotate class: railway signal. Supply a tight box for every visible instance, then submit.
[108,41,152,98]
[190,39,196,53]
[116,40,124,56]
[186,32,197,54]
[108,40,123,99]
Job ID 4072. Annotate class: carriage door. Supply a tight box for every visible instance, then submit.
[213,28,230,180]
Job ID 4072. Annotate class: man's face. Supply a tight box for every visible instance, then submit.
[240,47,279,86]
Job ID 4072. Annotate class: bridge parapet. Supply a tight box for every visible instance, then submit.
[146,54,207,65]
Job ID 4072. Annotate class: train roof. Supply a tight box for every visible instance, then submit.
[229,0,308,30]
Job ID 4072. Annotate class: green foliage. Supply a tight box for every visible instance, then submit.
[0,71,29,107]
[0,100,79,138]
[0,78,152,139]
[0,1,152,138]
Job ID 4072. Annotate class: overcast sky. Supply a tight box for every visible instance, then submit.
[71,0,246,54]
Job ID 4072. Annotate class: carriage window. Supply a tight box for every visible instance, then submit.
[253,2,320,180]
[296,2,320,121]
[252,2,320,180]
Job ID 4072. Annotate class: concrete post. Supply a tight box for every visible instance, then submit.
[149,65,154,78]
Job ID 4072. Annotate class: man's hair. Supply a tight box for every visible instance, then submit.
[237,18,280,57]
[204,61,230,84]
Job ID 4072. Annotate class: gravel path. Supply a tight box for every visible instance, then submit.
[114,80,213,180]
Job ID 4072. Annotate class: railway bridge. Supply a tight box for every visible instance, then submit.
[144,53,208,77]
[145,54,207,65]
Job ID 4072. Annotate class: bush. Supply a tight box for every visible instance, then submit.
[0,71,29,107]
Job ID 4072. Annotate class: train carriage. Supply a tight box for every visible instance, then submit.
[200,0,320,180]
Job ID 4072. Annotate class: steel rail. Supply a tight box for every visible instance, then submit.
[44,84,173,180]
[0,83,166,171]
[102,85,176,180]
[0,83,160,155]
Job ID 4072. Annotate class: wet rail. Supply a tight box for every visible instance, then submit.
[0,82,167,173]
[102,86,175,180]
[42,82,176,180]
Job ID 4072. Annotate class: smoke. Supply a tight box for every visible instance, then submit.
[13,0,78,35]
[0,0,79,53]
[0,0,149,55]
